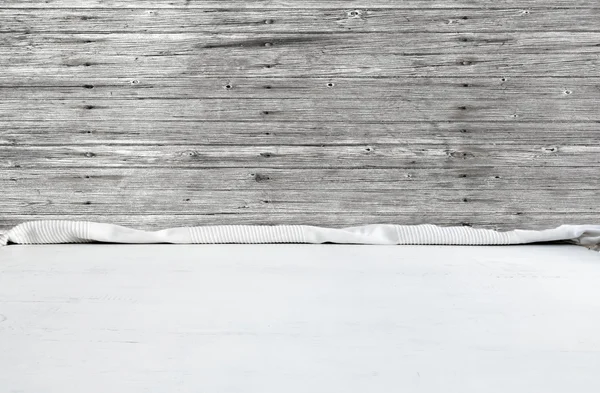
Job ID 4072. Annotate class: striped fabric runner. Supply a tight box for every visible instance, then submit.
[1,220,599,247]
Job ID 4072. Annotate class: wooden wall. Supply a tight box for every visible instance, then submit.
[1,1,599,231]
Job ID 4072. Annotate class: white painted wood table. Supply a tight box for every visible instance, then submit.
[1,244,599,393]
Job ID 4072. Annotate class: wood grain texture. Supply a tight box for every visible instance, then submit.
[1,0,599,8]
[2,121,598,145]
[2,32,600,78]
[3,9,600,33]
[1,3,598,231]
[2,98,599,122]
[1,77,597,99]
[4,167,600,190]
[3,188,597,214]
[2,144,599,168]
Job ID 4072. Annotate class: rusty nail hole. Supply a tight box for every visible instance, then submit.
[501,77,507,82]
[84,152,96,157]
[84,62,92,67]
[84,201,92,205]
[264,132,271,135]
[459,106,467,110]
[495,175,500,179]
[460,129,468,133]
[262,200,270,203]
[462,198,469,202]
[516,212,524,215]
[365,147,372,152]
[262,111,270,115]
[264,85,272,89]
[461,16,469,20]
[83,84,94,89]
[459,37,469,42]
[459,174,467,178]
[86,130,92,134]
[461,222,472,227]
[564,90,572,95]
[84,105,95,109]
[84,175,90,179]
[131,79,140,84]
[260,152,272,157]
[225,84,232,89]
[349,10,361,17]
[327,82,334,87]
[184,198,191,202]
[265,64,272,68]
[462,83,469,87]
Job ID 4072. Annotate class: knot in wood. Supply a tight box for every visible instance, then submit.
[253,173,270,182]
[542,146,559,153]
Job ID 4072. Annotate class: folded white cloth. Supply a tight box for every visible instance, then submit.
[1,220,599,247]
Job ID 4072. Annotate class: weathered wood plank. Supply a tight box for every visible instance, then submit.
[2,213,597,233]
[1,1,598,8]
[2,54,596,78]
[2,167,599,191]
[2,33,599,78]
[3,32,599,55]
[2,144,598,168]
[3,8,600,34]
[0,98,597,122]
[2,121,597,146]
[1,77,596,100]
[2,188,598,214]
[0,0,597,9]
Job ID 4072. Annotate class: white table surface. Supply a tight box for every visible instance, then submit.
[1,244,599,393]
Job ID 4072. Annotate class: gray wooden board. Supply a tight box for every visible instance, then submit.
[0,3,598,231]
[2,121,598,145]
[2,1,600,8]
[2,32,600,78]
[3,9,600,34]
[3,145,599,168]
[0,77,596,100]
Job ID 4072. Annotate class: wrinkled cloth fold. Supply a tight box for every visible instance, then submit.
[1,220,599,247]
